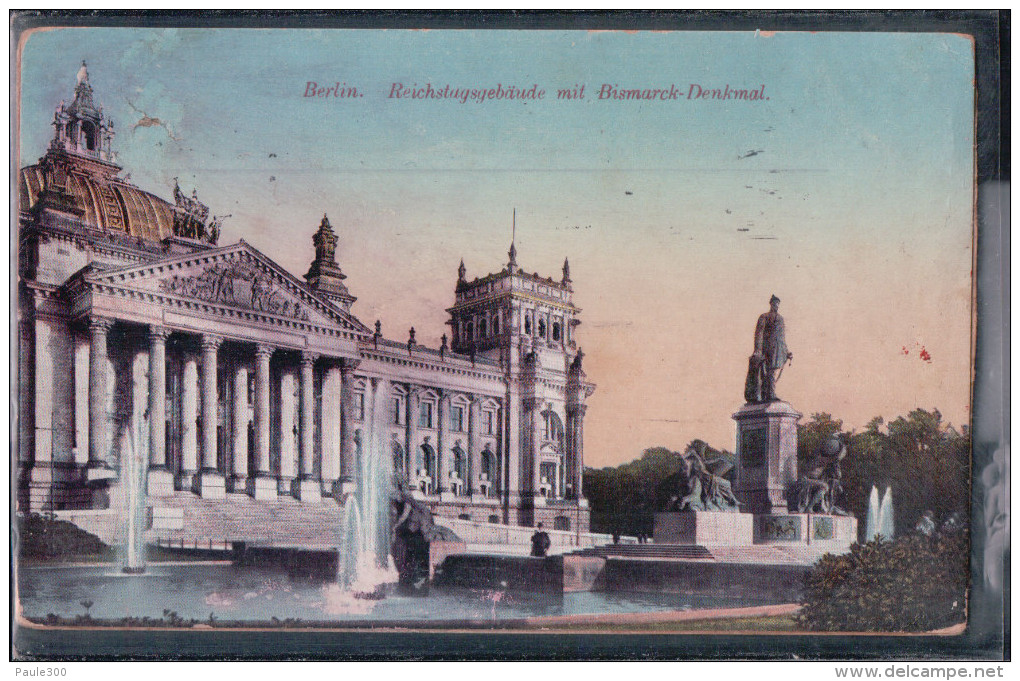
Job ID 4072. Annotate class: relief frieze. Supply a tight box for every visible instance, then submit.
[159,261,311,321]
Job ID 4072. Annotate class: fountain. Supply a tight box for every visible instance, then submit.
[864,486,880,541]
[335,382,397,594]
[120,419,148,574]
[879,486,895,540]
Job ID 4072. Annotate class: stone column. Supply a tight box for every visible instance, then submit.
[571,405,587,504]
[405,386,419,489]
[293,351,320,502]
[147,326,174,495]
[371,377,390,474]
[279,368,297,493]
[437,391,450,498]
[230,361,249,493]
[319,361,342,493]
[468,397,482,497]
[530,398,543,501]
[247,344,276,500]
[338,359,359,496]
[195,334,225,498]
[180,355,199,489]
[86,316,115,480]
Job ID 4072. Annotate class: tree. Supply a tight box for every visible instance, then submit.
[797,409,969,541]
[584,442,733,536]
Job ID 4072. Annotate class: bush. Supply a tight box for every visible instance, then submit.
[17,513,114,561]
[797,531,968,631]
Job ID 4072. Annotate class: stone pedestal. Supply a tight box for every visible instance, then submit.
[194,470,226,499]
[86,465,117,483]
[653,511,754,545]
[732,400,802,514]
[292,478,322,503]
[247,475,278,501]
[754,512,857,549]
[146,469,175,497]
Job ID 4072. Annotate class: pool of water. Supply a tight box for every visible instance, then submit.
[17,563,784,624]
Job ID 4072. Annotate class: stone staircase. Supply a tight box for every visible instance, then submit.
[571,543,713,560]
[149,493,344,549]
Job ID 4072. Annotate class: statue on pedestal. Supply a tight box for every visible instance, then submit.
[667,442,740,512]
[745,295,793,403]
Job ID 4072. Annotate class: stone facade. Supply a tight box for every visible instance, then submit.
[17,64,593,533]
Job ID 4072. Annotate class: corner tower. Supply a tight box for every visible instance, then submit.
[447,240,592,528]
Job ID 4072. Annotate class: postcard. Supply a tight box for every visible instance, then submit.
[11,13,1006,661]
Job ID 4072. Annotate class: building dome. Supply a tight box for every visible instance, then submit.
[19,63,218,245]
[19,162,177,241]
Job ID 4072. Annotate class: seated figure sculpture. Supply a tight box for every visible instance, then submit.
[667,442,740,512]
[795,434,850,515]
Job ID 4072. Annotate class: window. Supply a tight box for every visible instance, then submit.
[419,401,434,429]
[481,449,494,479]
[554,516,571,531]
[355,392,365,420]
[538,318,546,339]
[524,314,532,335]
[450,406,464,432]
[543,411,564,442]
[393,397,404,425]
[458,513,471,521]
[484,410,495,435]
[488,515,500,524]
[552,321,562,342]
[493,316,500,335]
[479,318,487,337]
[466,321,474,340]
[452,447,465,479]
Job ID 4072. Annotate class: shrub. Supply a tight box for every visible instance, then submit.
[17,513,113,561]
[797,531,968,631]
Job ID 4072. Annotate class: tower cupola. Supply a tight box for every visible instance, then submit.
[304,213,356,311]
[50,61,116,164]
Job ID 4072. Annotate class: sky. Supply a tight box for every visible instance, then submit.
[17,28,976,467]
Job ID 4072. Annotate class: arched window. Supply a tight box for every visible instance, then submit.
[538,318,546,339]
[452,446,465,479]
[524,314,532,335]
[479,318,487,337]
[420,443,435,479]
[552,322,562,342]
[542,411,564,442]
[465,321,474,340]
[481,448,494,480]
[493,316,501,335]
[81,121,97,151]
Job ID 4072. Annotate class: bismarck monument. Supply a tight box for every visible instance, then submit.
[655,296,856,551]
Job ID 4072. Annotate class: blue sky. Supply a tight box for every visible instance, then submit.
[18,28,975,464]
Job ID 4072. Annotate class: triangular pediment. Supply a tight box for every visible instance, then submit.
[82,240,371,336]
